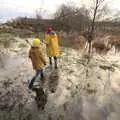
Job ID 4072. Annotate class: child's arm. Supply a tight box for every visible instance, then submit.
[38,49,46,65]
[45,35,50,45]
[28,50,31,58]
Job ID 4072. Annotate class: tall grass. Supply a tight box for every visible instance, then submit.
[0,33,17,48]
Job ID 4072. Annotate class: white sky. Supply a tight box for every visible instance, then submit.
[0,0,120,22]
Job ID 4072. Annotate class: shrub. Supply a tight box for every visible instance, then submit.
[18,43,28,48]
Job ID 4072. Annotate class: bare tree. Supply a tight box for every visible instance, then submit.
[36,8,44,19]
[83,0,106,55]
[54,3,90,32]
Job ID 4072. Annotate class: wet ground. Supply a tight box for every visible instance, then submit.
[0,37,120,120]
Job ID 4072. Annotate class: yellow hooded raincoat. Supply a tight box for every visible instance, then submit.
[29,47,46,70]
[45,33,60,57]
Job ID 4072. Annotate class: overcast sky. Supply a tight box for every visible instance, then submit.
[0,0,120,23]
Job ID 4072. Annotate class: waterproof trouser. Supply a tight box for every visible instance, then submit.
[29,69,44,89]
[49,56,57,68]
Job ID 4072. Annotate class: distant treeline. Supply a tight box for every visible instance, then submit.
[5,3,120,35]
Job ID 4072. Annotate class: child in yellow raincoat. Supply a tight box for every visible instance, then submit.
[45,30,60,69]
[28,38,46,89]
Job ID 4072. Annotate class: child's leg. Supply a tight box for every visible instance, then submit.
[49,57,52,65]
[39,69,44,81]
[29,70,39,89]
[54,56,58,68]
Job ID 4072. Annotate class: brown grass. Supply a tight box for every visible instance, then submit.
[108,35,120,52]
[92,42,111,54]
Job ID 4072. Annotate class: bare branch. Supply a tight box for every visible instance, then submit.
[97,0,105,8]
